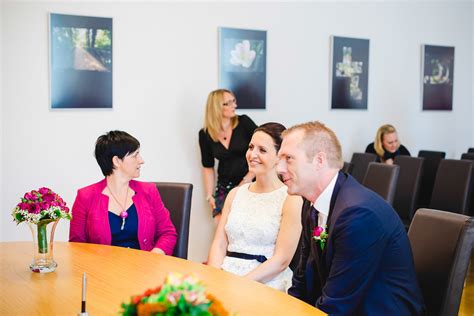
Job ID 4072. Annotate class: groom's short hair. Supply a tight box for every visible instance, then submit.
[283,121,343,169]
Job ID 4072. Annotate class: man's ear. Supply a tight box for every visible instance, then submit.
[312,152,327,170]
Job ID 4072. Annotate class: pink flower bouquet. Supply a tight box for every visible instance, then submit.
[12,187,71,253]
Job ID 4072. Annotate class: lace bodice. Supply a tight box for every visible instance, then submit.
[221,183,293,292]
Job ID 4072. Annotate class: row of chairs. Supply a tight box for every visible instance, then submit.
[345,151,474,229]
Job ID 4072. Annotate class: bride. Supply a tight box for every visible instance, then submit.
[207,122,302,292]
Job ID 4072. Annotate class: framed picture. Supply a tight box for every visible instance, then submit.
[330,36,370,110]
[421,45,454,111]
[50,13,112,109]
[219,27,266,109]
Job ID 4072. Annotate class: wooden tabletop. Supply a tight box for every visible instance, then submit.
[0,242,324,315]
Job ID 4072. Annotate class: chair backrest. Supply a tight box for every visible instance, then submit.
[417,150,446,209]
[362,162,400,205]
[350,152,377,183]
[461,152,474,161]
[341,161,353,174]
[468,148,474,153]
[429,159,473,215]
[155,182,193,259]
[393,156,424,224]
[408,208,474,316]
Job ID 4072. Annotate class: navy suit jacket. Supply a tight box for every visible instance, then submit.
[289,172,424,315]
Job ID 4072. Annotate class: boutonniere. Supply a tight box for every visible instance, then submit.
[312,226,328,250]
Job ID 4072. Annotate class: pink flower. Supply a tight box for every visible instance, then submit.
[313,226,324,238]
[24,192,34,201]
[30,192,39,201]
[28,203,41,214]
[38,187,50,195]
[18,202,29,210]
[40,202,51,211]
[42,193,55,203]
[312,225,328,250]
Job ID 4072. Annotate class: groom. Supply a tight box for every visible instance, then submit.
[277,121,424,315]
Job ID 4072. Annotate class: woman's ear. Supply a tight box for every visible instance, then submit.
[112,156,121,168]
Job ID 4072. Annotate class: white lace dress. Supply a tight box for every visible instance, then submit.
[221,183,293,292]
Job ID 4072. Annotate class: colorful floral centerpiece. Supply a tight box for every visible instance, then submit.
[121,272,228,316]
[12,187,71,272]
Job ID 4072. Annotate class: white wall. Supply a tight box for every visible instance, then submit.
[0,2,3,240]
[1,1,472,262]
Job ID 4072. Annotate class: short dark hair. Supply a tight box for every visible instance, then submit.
[254,122,286,151]
[95,131,140,176]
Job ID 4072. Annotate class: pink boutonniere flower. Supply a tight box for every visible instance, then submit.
[312,226,328,250]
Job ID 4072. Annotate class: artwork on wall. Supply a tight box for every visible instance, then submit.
[421,45,454,111]
[219,27,266,109]
[330,36,370,110]
[50,13,112,109]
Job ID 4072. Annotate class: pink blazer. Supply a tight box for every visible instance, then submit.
[69,179,177,255]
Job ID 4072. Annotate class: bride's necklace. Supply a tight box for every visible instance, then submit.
[107,185,130,230]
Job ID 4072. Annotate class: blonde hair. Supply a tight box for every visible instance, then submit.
[284,121,343,169]
[374,124,397,157]
[203,89,239,142]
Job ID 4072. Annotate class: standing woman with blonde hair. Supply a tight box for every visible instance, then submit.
[199,89,257,223]
[365,124,411,164]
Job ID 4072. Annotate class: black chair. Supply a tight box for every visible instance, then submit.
[393,156,424,229]
[408,208,474,316]
[461,153,474,161]
[429,159,473,215]
[468,148,474,153]
[341,161,353,174]
[155,182,193,259]
[362,162,400,205]
[417,150,446,209]
[350,152,377,183]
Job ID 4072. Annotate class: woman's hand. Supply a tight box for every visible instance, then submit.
[151,247,165,255]
[207,195,216,210]
[384,158,394,165]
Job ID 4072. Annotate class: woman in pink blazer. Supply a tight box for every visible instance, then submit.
[69,131,177,255]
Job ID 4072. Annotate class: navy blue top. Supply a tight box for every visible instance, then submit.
[108,204,140,249]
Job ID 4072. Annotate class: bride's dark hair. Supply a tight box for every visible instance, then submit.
[253,122,286,151]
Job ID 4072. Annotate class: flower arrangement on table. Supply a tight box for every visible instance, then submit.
[120,272,228,316]
[12,187,71,254]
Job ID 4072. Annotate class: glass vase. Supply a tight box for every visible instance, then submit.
[28,219,59,273]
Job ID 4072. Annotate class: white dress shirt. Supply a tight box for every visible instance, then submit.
[313,173,338,228]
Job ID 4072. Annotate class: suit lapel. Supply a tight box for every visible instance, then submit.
[321,172,348,265]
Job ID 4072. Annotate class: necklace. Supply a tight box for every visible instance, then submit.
[221,125,231,141]
[107,185,130,230]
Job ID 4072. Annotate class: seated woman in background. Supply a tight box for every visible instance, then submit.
[69,131,177,254]
[199,89,257,224]
[365,124,410,164]
[207,123,302,292]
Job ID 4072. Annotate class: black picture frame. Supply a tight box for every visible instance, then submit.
[330,36,370,110]
[50,13,113,109]
[219,27,266,109]
[421,45,454,111]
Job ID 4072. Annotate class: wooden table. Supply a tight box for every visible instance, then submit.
[0,242,323,315]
